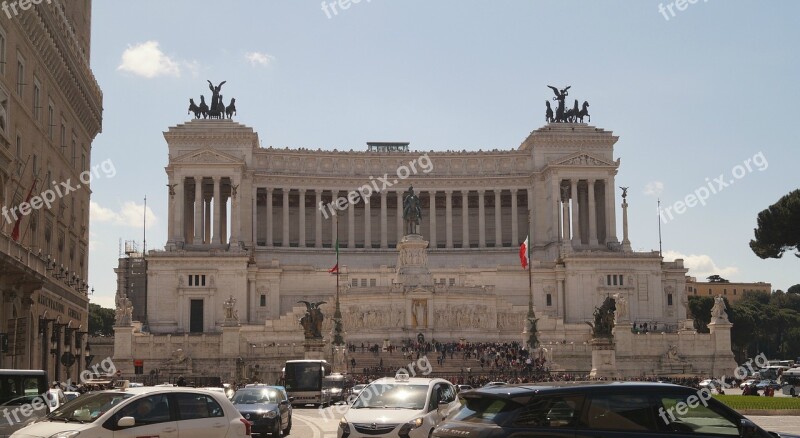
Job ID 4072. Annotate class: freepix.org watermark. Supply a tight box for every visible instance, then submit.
[658,353,768,426]
[1,159,116,226]
[659,151,767,224]
[319,355,433,422]
[658,0,709,21]
[3,357,117,426]
[318,153,433,219]
[1,0,52,19]
[320,0,372,19]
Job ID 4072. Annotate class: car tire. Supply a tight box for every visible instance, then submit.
[273,420,281,436]
[283,418,291,435]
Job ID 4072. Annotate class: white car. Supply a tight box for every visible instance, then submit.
[11,386,251,438]
[338,372,460,438]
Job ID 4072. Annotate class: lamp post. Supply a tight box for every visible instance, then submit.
[62,327,78,383]
[38,317,55,375]
[51,323,65,382]
[84,340,94,370]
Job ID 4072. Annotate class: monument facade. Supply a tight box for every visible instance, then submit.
[113,88,735,380]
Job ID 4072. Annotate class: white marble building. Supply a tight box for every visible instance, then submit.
[113,119,735,380]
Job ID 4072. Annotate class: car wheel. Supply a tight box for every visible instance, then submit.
[283,418,292,435]
[273,420,281,436]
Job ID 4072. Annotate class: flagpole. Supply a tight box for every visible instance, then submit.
[527,210,533,319]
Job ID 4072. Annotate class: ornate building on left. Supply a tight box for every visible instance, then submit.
[0,1,103,379]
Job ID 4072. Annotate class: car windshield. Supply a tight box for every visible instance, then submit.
[47,392,134,423]
[351,384,428,410]
[232,388,280,404]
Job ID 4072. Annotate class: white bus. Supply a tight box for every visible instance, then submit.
[283,359,332,407]
[781,367,800,396]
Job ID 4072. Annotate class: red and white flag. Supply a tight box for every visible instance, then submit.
[519,236,530,269]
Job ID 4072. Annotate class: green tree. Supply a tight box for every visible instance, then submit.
[788,284,800,295]
[88,303,115,336]
[750,189,800,259]
[688,296,715,333]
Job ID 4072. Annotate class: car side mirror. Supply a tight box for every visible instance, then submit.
[740,418,759,438]
[279,400,288,405]
[118,416,136,427]
[288,397,294,403]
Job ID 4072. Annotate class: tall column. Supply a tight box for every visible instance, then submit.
[315,190,323,248]
[220,193,228,244]
[231,178,240,244]
[396,190,404,241]
[282,189,290,247]
[298,189,306,247]
[445,190,453,249]
[588,179,598,246]
[332,191,339,245]
[380,191,388,249]
[266,188,274,247]
[461,191,469,248]
[213,177,222,244]
[194,177,203,243]
[570,179,580,246]
[511,189,518,245]
[622,193,632,252]
[364,194,371,248]
[252,187,258,245]
[348,196,355,249]
[204,196,212,244]
[167,177,175,243]
[175,177,185,243]
[478,190,486,248]
[429,190,437,248]
[494,189,502,247]
[561,182,570,242]
[605,177,617,243]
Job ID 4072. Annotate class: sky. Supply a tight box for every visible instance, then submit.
[86,1,800,308]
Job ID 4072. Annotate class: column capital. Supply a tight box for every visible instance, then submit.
[445,189,453,196]
[477,189,485,195]
[380,190,387,198]
[266,187,274,193]
[299,188,307,195]
[510,188,518,194]
[494,189,502,195]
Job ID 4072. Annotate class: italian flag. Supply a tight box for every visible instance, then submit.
[329,238,339,274]
[519,236,530,270]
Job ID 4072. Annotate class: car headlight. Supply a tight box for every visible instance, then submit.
[265,410,277,419]
[49,432,80,438]
[398,417,424,437]
[339,417,350,430]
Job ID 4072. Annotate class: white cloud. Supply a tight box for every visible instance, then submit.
[663,250,739,279]
[118,41,181,78]
[245,51,275,67]
[644,181,664,196]
[91,201,157,228]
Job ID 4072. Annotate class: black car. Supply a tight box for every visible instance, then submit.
[433,381,800,438]
[232,386,292,436]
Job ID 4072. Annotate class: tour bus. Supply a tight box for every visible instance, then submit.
[781,367,800,396]
[0,369,49,405]
[283,359,332,407]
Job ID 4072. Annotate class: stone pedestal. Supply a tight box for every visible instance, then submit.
[332,344,347,374]
[396,234,434,289]
[112,325,136,364]
[589,338,617,379]
[221,326,241,357]
[304,339,326,360]
[708,320,736,377]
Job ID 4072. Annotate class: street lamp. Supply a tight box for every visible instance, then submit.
[84,340,93,369]
[38,317,55,374]
[51,323,65,382]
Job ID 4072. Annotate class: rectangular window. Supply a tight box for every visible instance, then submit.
[546,294,552,307]
[668,294,673,306]
[188,275,193,286]
[47,101,54,140]
[189,300,204,333]
[0,29,5,75]
[32,77,41,120]
[607,275,612,286]
[201,275,206,286]
[60,119,66,155]
[449,278,456,286]
[194,275,199,286]
[360,279,367,287]
[351,278,358,287]
[612,275,618,286]
[369,278,377,287]
[16,53,24,96]
[260,295,266,307]
[619,275,623,286]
